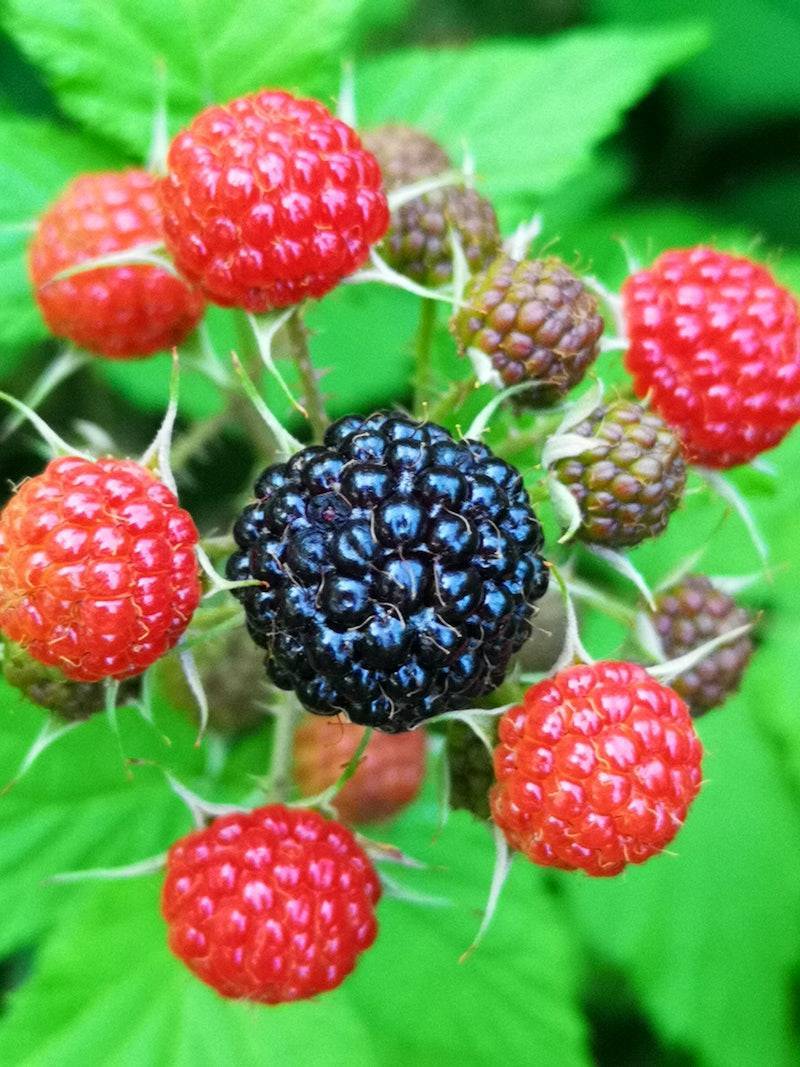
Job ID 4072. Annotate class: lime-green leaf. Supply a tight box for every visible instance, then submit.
[0,785,589,1064]
[563,708,800,1067]
[3,0,378,157]
[0,115,120,349]
[357,24,708,199]
[591,0,800,132]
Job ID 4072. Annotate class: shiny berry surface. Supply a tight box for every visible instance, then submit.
[28,169,205,358]
[0,456,200,682]
[623,246,800,467]
[491,661,703,876]
[160,90,389,312]
[653,575,753,716]
[229,411,549,732]
[293,715,426,824]
[452,255,604,406]
[162,804,381,1004]
[551,399,686,547]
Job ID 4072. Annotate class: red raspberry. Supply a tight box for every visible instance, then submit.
[622,246,800,467]
[28,169,205,359]
[162,804,381,1003]
[490,661,703,876]
[159,90,389,312]
[0,456,200,682]
[293,715,426,824]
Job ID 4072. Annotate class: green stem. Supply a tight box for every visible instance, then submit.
[231,310,287,460]
[266,700,302,803]
[285,312,329,442]
[427,375,476,426]
[171,409,229,471]
[414,299,437,416]
[298,727,374,814]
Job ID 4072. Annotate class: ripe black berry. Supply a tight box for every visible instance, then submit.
[229,412,549,732]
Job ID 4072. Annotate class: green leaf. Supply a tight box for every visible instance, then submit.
[3,0,378,158]
[563,708,800,1067]
[0,757,589,1064]
[0,692,191,958]
[0,115,120,349]
[357,24,708,200]
[590,0,800,132]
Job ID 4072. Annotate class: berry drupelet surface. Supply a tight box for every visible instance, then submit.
[228,411,549,732]
[162,804,381,1004]
[0,456,200,682]
[29,169,205,358]
[652,575,753,716]
[159,90,389,312]
[491,661,703,876]
[452,255,604,406]
[550,399,686,548]
[623,246,800,468]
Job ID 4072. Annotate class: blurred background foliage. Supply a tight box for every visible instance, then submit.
[0,1,799,1065]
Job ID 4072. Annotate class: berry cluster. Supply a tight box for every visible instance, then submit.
[623,246,800,468]
[550,399,686,548]
[29,169,205,358]
[4,90,793,1012]
[365,124,500,285]
[491,661,703,876]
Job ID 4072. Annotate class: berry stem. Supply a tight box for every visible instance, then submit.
[231,312,293,460]
[285,311,329,442]
[295,727,374,815]
[171,409,229,472]
[266,699,302,803]
[426,374,476,426]
[414,298,437,415]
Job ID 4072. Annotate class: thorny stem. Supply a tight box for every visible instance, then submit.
[414,299,437,416]
[427,375,477,426]
[171,408,229,471]
[285,312,329,442]
[266,700,302,803]
[295,726,374,815]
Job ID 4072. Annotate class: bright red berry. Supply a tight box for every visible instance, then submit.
[293,715,426,824]
[28,169,205,359]
[162,804,381,1004]
[159,90,390,313]
[622,246,800,468]
[490,661,703,876]
[0,456,200,682]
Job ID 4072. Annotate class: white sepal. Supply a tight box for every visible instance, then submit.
[554,377,605,435]
[548,476,583,544]
[541,432,604,469]
[648,622,754,684]
[460,826,513,963]
[584,543,656,610]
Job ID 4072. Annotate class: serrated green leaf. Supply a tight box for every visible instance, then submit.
[0,115,120,350]
[0,765,589,1064]
[563,708,800,1067]
[357,24,708,200]
[3,0,379,158]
